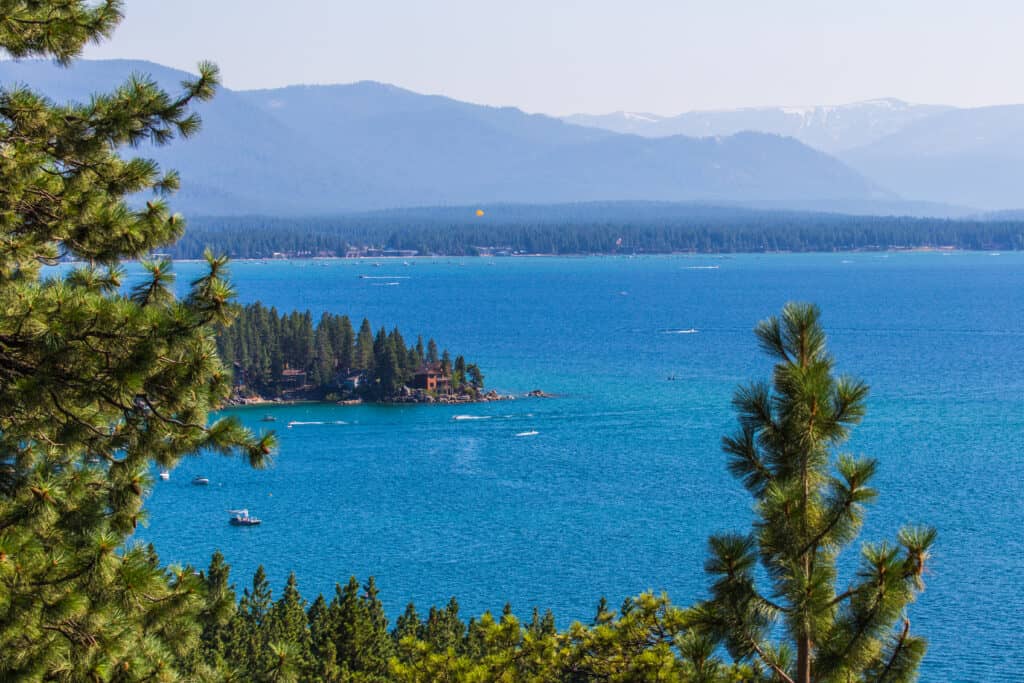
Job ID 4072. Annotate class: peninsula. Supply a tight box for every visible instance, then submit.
[216,303,510,404]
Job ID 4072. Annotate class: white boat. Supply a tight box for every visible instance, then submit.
[192,475,210,486]
[228,509,261,526]
[159,471,170,481]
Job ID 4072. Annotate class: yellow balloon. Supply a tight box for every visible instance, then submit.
[475,209,485,217]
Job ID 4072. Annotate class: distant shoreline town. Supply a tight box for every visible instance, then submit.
[158,204,1024,260]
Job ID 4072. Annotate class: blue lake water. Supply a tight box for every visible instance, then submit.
[138,253,1023,680]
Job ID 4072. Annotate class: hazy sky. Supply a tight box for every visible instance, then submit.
[82,0,1024,115]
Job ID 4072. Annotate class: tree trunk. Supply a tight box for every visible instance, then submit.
[798,636,811,683]
[798,550,812,683]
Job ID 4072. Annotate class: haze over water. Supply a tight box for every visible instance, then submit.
[140,253,1023,681]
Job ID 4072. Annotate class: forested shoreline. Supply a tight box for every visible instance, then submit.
[167,205,1024,258]
[216,303,485,402]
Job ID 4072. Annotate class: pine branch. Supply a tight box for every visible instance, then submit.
[875,618,911,683]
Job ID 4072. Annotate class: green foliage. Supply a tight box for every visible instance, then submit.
[169,207,1024,259]
[216,303,482,400]
[193,567,759,683]
[692,303,934,683]
[0,2,272,679]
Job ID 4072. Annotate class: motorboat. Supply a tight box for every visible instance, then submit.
[191,475,210,486]
[259,415,277,422]
[228,509,261,526]
[159,470,170,481]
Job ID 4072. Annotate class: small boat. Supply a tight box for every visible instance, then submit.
[192,475,210,486]
[259,415,277,422]
[159,470,170,481]
[228,509,261,526]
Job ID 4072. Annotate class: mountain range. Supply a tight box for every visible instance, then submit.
[2,58,1021,215]
[567,100,1024,211]
[564,99,953,153]
[0,59,888,215]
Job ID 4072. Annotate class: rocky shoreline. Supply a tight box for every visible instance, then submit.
[227,388,554,408]
[381,388,554,405]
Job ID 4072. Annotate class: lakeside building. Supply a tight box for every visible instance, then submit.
[280,368,307,389]
[411,362,452,393]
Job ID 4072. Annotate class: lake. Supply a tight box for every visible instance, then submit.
[140,252,1023,680]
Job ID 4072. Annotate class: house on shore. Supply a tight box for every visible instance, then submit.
[412,362,451,393]
[341,372,363,392]
[280,367,307,390]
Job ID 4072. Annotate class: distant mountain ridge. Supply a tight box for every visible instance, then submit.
[0,59,889,215]
[564,99,954,153]
[567,98,1024,211]
[839,105,1024,209]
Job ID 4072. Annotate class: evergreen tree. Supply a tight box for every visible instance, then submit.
[0,3,271,679]
[393,603,423,643]
[325,576,390,679]
[694,303,934,683]
[453,355,467,389]
[337,315,355,370]
[307,594,341,680]
[355,318,375,370]
[264,573,313,679]
[414,335,425,366]
[426,338,439,364]
[191,551,239,675]
[466,363,484,391]
[313,312,336,385]
[423,597,465,652]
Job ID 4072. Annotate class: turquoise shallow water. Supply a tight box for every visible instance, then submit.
[138,253,1023,680]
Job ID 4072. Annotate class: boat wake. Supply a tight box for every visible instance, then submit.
[515,430,539,437]
[682,265,720,270]
[453,414,492,421]
[287,420,347,427]
[661,328,699,334]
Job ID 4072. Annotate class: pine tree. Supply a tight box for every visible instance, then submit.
[355,318,375,370]
[336,315,355,371]
[466,363,484,393]
[453,355,466,389]
[191,551,240,675]
[325,576,391,678]
[362,577,396,670]
[694,303,934,682]
[264,573,313,679]
[393,602,423,643]
[414,335,425,366]
[313,312,336,386]
[423,597,465,652]
[0,2,272,679]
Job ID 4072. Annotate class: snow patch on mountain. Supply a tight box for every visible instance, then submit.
[565,99,955,153]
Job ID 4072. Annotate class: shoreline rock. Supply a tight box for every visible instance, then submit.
[227,387,550,408]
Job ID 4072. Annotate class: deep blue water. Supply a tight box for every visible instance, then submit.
[138,253,1023,680]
